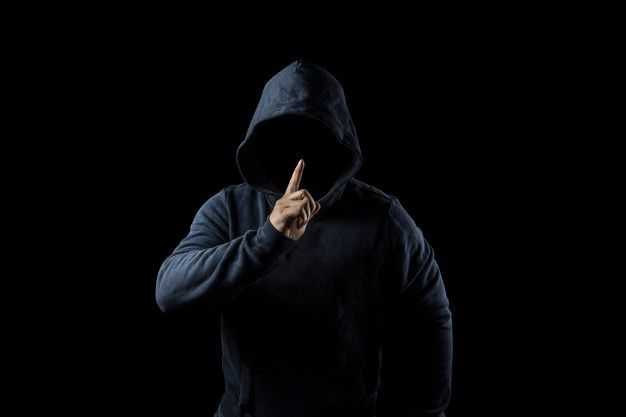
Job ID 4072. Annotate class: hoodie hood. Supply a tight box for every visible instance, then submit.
[236,60,362,207]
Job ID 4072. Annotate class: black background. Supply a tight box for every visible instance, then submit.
[50,27,561,416]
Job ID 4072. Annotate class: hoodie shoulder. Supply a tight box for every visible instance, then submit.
[348,179,395,203]
[222,182,273,203]
[222,183,250,193]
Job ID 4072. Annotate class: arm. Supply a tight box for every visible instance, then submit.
[379,198,453,417]
[155,188,296,313]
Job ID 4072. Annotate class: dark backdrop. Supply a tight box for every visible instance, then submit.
[73,35,547,416]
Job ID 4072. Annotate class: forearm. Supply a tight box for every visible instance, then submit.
[156,217,294,312]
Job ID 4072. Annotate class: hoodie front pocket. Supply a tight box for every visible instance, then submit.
[251,368,358,417]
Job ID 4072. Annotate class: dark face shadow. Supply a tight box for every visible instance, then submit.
[250,115,353,199]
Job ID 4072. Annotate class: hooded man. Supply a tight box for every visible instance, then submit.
[156,61,453,417]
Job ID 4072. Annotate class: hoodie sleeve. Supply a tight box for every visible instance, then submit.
[379,198,453,417]
[155,189,296,313]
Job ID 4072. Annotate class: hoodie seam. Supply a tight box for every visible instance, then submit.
[350,179,395,202]
[386,198,431,296]
[385,198,397,260]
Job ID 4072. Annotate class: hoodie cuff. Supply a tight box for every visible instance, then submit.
[253,217,296,262]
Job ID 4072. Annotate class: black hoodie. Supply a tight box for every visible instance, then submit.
[156,61,452,417]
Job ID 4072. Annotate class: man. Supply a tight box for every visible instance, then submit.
[156,61,453,417]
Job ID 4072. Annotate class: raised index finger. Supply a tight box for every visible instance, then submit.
[285,159,304,195]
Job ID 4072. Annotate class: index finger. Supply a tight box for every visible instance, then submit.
[285,159,304,195]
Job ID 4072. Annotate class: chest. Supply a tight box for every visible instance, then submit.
[236,212,386,314]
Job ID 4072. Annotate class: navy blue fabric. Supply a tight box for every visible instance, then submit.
[156,61,452,417]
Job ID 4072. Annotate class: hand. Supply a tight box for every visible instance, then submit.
[269,159,321,240]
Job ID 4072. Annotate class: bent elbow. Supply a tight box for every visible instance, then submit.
[155,264,177,313]
[155,280,176,313]
[155,285,174,313]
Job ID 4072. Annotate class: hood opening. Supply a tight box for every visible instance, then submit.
[236,61,363,205]
[237,114,358,200]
